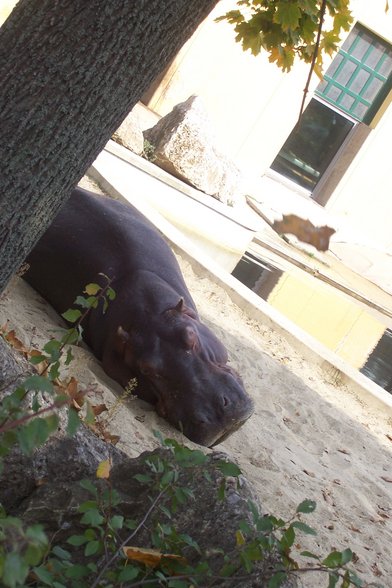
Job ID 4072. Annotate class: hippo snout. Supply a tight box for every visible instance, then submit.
[163,369,254,447]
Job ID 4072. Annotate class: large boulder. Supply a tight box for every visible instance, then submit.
[15,448,296,587]
[0,335,126,512]
[143,95,245,206]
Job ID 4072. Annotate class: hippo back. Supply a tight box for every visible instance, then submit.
[24,187,254,446]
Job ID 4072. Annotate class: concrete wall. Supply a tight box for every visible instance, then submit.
[266,271,385,369]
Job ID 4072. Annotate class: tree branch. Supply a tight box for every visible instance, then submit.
[298,0,328,121]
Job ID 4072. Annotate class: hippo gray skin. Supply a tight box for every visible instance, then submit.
[24,187,253,446]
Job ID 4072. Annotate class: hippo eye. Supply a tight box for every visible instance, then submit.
[183,325,199,351]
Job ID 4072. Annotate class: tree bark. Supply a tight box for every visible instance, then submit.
[0,0,218,292]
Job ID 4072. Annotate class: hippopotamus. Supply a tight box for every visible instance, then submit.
[24,187,253,446]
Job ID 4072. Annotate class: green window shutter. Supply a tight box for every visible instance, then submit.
[316,24,392,124]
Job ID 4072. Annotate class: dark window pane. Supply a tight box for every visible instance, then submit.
[271,99,354,190]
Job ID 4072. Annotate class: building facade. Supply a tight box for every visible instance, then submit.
[144,0,392,258]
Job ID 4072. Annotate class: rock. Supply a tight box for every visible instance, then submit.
[144,95,245,206]
[0,336,126,512]
[16,448,297,587]
[112,110,144,155]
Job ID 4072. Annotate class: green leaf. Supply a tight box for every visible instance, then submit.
[161,470,176,486]
[268,571,288,588]
[23,375,54,394]
[84,540,100,557]
[84,283,101,295]
[292,521,317,535]
[217,479,226,501]
[67,534,88,546]
[29,354,46,365]
[33,566,55,585]
[273,1,301,31]
[79,479,98,495]
[43,338,62,360]
[110,515,124,530]
[25,523,47,544]
[49,361,60,381]
[66,407,80,435]
[62,327,80,346]
[79,500,98,513]
[62,308,82,323]
[118,566,140,581]
[106,287,116,301]
[84,528,97,541]
[74,295,90,308]
[65,348,74,366]
[134,473,153,485]
[17,417,53,454]
[168,580,190,588]
[280,525,295,549]
[217,460,242,477]
[51,545,72,560]
[3,553,28,587]
[296,499,316,514]
[65,564,91,579]
[24,543,45,566]
[327,571,339,588]
[80,508,104,527]
[340,548,353,565]
[322,550,343,568]
[300,550,319,559]
[174,486,193,505]
[84,401,95,426]
[346,569,364,587]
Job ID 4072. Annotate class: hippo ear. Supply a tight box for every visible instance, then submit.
[168,297,198,319]
[174,298,185,312]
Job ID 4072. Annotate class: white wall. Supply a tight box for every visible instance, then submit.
[147,0,392,249]
[148,0,318,174]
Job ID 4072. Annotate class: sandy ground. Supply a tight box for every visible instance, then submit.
[1,185,391,587]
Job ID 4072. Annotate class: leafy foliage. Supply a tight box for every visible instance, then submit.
[216,0,354,72]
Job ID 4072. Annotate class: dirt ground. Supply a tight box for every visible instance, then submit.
[1,179,391,587]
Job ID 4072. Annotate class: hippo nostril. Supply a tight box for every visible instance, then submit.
[222,396,229,408]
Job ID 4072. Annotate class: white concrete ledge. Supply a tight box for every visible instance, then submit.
[88,150,392,418]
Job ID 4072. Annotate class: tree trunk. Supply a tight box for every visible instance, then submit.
[0,0,218,293]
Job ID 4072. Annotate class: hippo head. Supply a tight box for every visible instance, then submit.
[115,298,254,447]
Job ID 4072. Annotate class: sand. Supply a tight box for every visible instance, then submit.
[1,188,391,587]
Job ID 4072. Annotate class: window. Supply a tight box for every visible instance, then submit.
[270,99,354,190]
[316,24,392,124]
[270,24,392,192]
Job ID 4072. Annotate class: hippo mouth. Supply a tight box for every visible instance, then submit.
[140,373,254,447]
[209,417,250,446]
